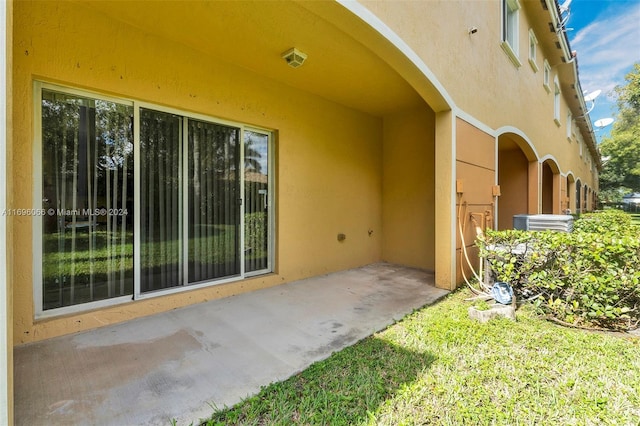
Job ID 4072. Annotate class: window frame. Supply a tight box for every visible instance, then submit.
[543,60,551,92]
[553,76,561,126]
[33,82,136,318]
[528,29,538,72]
[501,0,522,67]
[34,81,276,318]
[578,134,583,157]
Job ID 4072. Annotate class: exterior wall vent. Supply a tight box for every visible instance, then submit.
[513,214,574,232]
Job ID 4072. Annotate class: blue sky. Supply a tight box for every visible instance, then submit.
[567,0,640,142]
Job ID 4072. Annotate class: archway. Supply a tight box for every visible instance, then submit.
[565,173,575,213]
[541,158,561,214]
[497,131,538,229]
[576,179,582,213]
[542,162,554,214]
[584,184,589,212]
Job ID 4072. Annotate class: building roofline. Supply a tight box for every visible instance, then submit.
[546,0,602,171]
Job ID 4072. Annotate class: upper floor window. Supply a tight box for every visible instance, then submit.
[578,136,583,157]
[554,76,561,125]
[543,60,551,92]
[528,29,538,71]
[566,111,573,140]
[501,0,521,67]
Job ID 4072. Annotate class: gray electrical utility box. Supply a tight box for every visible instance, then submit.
[513,214,574,232]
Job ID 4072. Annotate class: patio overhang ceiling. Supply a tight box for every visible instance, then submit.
[80,0,427,117]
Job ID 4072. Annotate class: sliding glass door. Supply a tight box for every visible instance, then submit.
[244,130,270,274]
[188,120,240,283]
[140,109,183,292]
[41,89,134,310]
[38,84,273,315]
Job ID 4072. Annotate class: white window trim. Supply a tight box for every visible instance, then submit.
[501,0,522,68]
[501,41,522,68]
[543,60,551,92]
[553,76,561,126]
[579,137,583,157]
[528,29,538,72]
[34,81,276,318]
[566,111,572,140]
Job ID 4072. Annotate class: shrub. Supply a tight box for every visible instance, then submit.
[573,209,632,234]
[244,212,267,255]
[478,212,640,330]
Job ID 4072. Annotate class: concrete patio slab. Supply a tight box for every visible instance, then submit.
[14,263,449,425]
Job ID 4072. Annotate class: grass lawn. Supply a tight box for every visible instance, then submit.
[204,289,640,425]
[630,213,640,226]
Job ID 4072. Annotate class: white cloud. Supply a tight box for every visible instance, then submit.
[570,2,640,101]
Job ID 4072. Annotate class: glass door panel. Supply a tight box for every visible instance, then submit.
[188,120,240,282]
[244,131,269,273]
[41,90,134,310]
[140,108,183,292]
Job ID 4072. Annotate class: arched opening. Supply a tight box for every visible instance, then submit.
[566,173,575,214]
[542,162,554,214]
[576,179,582,213]
[302,1,459,288]
[497,131,538,229]
[586,187,590,211]
[583,184,589,212]
[541,158,561,214]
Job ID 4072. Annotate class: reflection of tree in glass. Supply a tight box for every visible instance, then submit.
[139,109,184,291]
[41,91,134,309]
[96,100,134,171]
[188,120,241,283]
[243,130,269,273]
[244,132,264,174]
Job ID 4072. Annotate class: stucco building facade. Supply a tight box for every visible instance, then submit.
[1,0,600,421]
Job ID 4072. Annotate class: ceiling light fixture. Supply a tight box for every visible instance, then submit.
[282,48,307,68]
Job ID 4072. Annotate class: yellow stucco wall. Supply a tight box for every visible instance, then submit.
[382,105,436,270]
[361,0,598,194]
[12,1,388,343]
[3,0,14,422]
[433,110,456,290]
[9,0,602,343]
[455,119,496,284]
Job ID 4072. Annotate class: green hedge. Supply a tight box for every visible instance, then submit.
[244,212,267,256]
[572,209,632,234]
[479,211,640,330]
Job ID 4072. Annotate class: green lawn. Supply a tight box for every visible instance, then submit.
[43,213,268,280]
[42,222,267,308]
[203,289,640,425]
[630,213,640,226]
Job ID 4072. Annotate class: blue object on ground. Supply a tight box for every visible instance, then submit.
[491,282,513,304]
